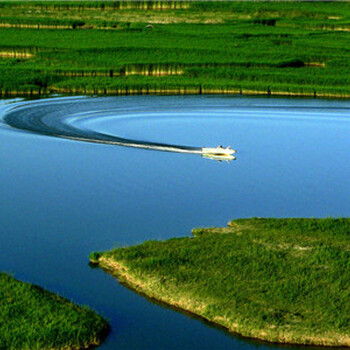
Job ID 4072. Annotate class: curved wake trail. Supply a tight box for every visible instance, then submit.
[1,97,203,155]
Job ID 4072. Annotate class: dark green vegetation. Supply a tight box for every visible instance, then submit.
[0,272,109,349]
[91,218,350,346]
[1,1,350,97]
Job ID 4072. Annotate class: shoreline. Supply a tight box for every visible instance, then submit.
[93,256,350,348]
[1,89,350,100]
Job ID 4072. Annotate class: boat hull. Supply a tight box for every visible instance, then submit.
[201,147,236,156]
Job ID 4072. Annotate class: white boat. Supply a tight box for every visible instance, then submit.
[201,145,236,156]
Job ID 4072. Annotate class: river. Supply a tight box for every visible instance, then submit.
[1,95,349,349]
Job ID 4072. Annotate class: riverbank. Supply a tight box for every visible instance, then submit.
[1,1,350,98]
[2,87,350,99]
[0,272,109,349]
[90,218,350,347]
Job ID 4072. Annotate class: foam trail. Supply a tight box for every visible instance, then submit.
[1,97,205,156]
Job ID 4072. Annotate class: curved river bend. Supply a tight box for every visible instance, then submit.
[0,95,349,349]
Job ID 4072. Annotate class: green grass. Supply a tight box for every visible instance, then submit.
[0,273,109,349]
[1,1,350,97]
[91,218,350,346]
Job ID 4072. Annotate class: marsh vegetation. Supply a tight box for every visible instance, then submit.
[91,218,350,347]
[1,1,350,97]
[0,273,109,349]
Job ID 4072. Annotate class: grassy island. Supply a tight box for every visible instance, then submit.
[1,1,350,97]
[90,218,350,347]
[0,273,109,349]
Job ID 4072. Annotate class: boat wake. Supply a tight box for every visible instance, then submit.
[0,96,236,161]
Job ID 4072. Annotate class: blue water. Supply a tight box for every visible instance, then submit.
[0,95,349,349]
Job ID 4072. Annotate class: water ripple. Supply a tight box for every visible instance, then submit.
[1,96,205,155]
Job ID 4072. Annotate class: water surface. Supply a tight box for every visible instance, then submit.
[1,95,349,349]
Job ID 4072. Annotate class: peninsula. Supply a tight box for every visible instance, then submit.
[90,218,350,347]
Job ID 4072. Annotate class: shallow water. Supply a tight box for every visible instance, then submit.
[1,95,349,349]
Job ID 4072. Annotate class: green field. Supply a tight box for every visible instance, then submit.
[0,273,109,349]
[91,218,350,346]
[1,1,350,97]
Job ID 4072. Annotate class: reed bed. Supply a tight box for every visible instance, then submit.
[91,218,350,347]
[0,1,350,97]
[0,273,109,350]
